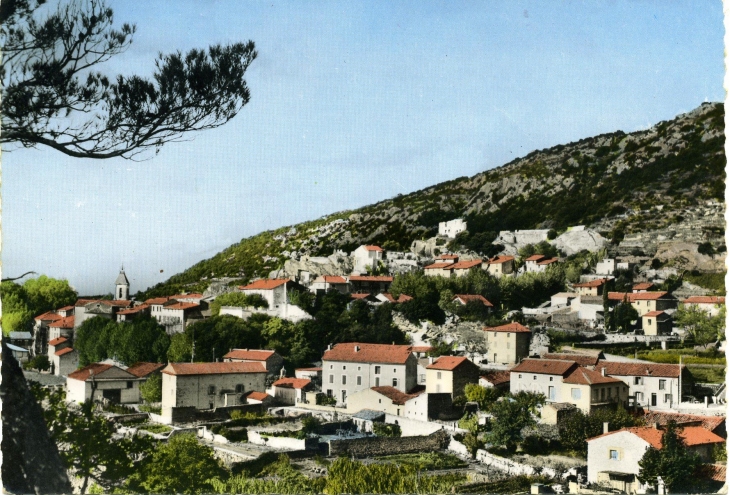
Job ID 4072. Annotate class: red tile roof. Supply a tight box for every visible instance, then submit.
[642,310,668,318]
[641,411,726,433]
[245,391,271,401]
[57,305,75,311]
[117,304,150,315]
[542,353,599,367]
[68,363,114,381]
[426,356,474,371]
[371,386,424,405]
[697,464,727,482]
[272,377,311,389]
[348,275,394,282]
[563,366,624,385]
[595,361,684,378]
[240,278,290,290]
[486,255,515,264]
[608,291,671,302]
[573,278,609,288]
[411,346,434,353]
[632,282,655,291]
[162,362,267,376]
[295,367,322,372]
[537,258,559,265]
[436,254,459,260]
[170,293,204,300]
[75,298,99,307]
[49,315,74,329]
[320,276,348,284]
[350,293,375,300]
[323,342,413,364]
[589,426,724,449]
[511,358,578,376]
[450,259,483,270]
[380,293,413,304]
[453,294,493,307]
[683,296,725,305]
[126,362,166,378]
[223,349,277,361]
[525,254,547,262]
[48,337,68,347]
[163,301,200,311]
[145,297,173,305]
[363,245,384,252]
[424,262,454,270]
[35,311,62,322]
[483,322,531,333]
[481,371,511,386]
[55,347,75,357]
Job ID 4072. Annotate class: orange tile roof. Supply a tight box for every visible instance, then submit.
[320,275,348,284]
[436,254,459,260]
[573,278,609,288]
[595,361,684,378]
[483,322,531,333]
[57,305,75,311]
[68,363,114,381]
[55,347,75,357]
[49,315,74,329]
[350,293,375,300]
[380,293,413,304]
[223,349,276,361]
[525,254,547,261]
[697,464,727,482]
[683,296,725,305]
[323,342,412,364]
[632,282,655,291]
[453,294,493,307]
[117,304,150,315]
[126,362,166,378]
[363,245,384,252]
[563,366,624,385]
[371,386,424,405]
[145,297,173,305]
[450,259,483,270]
[35,311,62,322]
[295,367,322,372]
[411,346,434,353]
[481,370,511,386]
[511,358,578,376]
[163,301,200,311]
[642,310,668,318]
[245,391,271,401]
[589,426,724,449]
[426,356,474,371]
[272,377,311,389]
[48,337,68,347]
[542,353,599,367]
[162,362,267,376]
[348,275,393,282]
[424,262,454,270]
[537,258,559,265]
[641,411,726,433]
[487,255,515,264]
[75,298,99,307]
[170,293,204,300]
[608,291,671,302]
[240,278,290,290]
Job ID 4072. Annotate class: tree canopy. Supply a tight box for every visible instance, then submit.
[637,422,701,493]
[486,391,544,452]
[74,316,169,366]
[675,303,725,346]
[0,276,77,335]
[1,0,257,159]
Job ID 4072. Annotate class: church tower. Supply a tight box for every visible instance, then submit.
[115,268,130,301]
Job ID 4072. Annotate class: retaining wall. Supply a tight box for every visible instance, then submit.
[327,429,449,457]
[247,430,316,451]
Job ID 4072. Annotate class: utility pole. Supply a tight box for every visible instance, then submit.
[191,326,195,363]
[678,354,682,406]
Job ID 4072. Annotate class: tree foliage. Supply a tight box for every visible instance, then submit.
[613,300,639,333]
[676,303,725,346]
[1,0,257,159]
[637,422,701,493]
[463,383,503,412]
[74,316,169,366]
[1,276,77,334]
[487,392,544,452]
[140,373,162,403]
[558,405,640,455]
[210,292,268,316]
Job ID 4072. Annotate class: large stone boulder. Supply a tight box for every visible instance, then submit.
[551,229,607,256]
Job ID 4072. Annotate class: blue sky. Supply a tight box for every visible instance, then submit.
[2,1,724,295]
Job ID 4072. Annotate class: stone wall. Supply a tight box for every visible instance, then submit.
[168,403,264,424]
[327,429,449,457]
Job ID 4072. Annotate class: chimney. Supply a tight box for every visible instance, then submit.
[354,345,360,352]
[428,357,434,365]
[601,368,606,377]
[653,422,660,430]
[327,344,332,351]
[603,422,609,434]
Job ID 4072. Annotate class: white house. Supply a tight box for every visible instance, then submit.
[524,254,560,273]
[594,362,688,409]
[587,425,724,494]
[222,349,284,376]
[681,296,725,317]
[48,315,75,342]
[270,377,312,405]
[161,362,268,419]
[47,337,78,377]
[321,342,418,405]
[483,255,515,278]
[438,219,466,238]
[595,258,616,276]
[309,275,350,295]
[66,363,142,404]
[346,386,425,418]
[232,278,312,322]
[351,245,384,274]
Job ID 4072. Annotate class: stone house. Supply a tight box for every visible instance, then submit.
[524,254,560,273]
[66,363,142,404]
[425,356,480,398]
[74,299,133,328]
[222,349,284,377]
[32,311,63,355]
[47,337,78,377]
[309,275,350,295]
[641,310,672,335]
[270,377,313,405]
[572,278,609,296]
[594,362,688,409]
[351,245,384,274]
[641,411,727,438]
[321,342,418,405]
[587,425,725,494]
[479,370,511,391]
[438,218,467,238]
[346,275,393,293]
[154,300,202,335]
[351,409,386,433]
[483,322,531,365]
[452,294,493,311]
[681,296,725,317]
[160,362,268,419]
[435,254,459,264]
[126,362,166,381]
[423,262,454,278]
[483,255,515,278]
[8,332,32,351]
[448,259,483,278]
[48,315,75,341]
[541,352,602,368]
[607,291,676,317]
[116,304,150,323]
[510,359,628,413]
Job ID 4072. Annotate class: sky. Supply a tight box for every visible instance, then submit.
[2,1,724,295]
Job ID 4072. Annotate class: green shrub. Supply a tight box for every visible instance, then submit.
[372,422,401,437]
[23,354,50,371]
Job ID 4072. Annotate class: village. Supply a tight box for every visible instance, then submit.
[15,217,727,495]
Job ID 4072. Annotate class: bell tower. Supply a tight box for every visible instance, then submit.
[115,267,130,300]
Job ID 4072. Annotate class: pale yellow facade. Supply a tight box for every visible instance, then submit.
[485,331,530,365]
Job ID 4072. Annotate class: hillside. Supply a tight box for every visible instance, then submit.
[138,102,725,298]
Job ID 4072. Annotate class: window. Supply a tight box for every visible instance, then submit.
[647,319,652,325]
[636,392,643,402]
[342,365,346,370]
[127,381,133,389]
[518,374,522,379]
[375,377,380,387]
[548,386,555,401]
[533,375,537,380]
[494,332,497,337]
[506,341,510,349]
[392,378,398,387]
[374,366,381,375]
[607,388,612,398]
[393,368,396,373]
[659,379,666,390]
[329,375,334,384]
[235,384,244,393]
[342,375,347,385]
[601,388,605,400]
[357,376,362,386]
[609,450,619,460]
[571,388,581,400]
[549,377,553,381]
[437,372,442,380]
[341,390,346,402]
[208,385,216,395]
[358,366,361,371]
[330,364,333,369]
[634,377,642,385]
[664,394,672,404]
[419,374,426,383]
[327,389,333,397]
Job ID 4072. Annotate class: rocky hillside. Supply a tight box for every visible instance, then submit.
[138,102,725,298]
